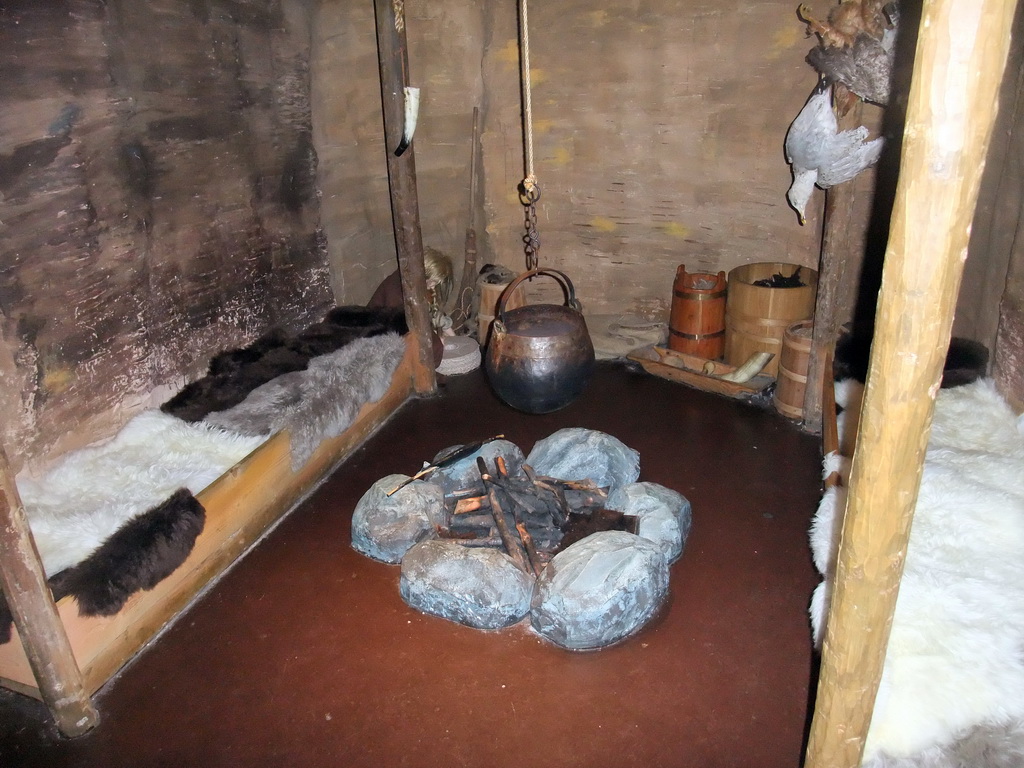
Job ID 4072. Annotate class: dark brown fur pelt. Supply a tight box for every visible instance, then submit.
[161,306,408,422]
[207,327,293,376]
[0,489,205,643]
[323,304,408,332]
[50,488,206,617]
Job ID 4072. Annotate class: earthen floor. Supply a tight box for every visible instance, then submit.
[0,360,824,768]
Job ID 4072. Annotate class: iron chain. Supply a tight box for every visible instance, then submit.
[520,180,541,271]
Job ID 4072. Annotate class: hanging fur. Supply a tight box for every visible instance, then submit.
[0,489,205,643]
[810,379,1024,764]
[803,2,900,106]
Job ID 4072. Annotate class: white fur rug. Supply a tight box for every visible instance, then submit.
[810,379,1024,765]
[18,412,266,577]
[16,333,405,587]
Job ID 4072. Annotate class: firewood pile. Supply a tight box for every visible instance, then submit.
[438,456,639,577]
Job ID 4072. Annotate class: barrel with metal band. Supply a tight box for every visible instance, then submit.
[723,262,817,379]
[668,266,727,360]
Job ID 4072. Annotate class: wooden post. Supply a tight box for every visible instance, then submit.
[803,101,866,434]
[804,1,1018,766]
[0,444,98,737]
[373,0,437,395]
[452,106,481,334]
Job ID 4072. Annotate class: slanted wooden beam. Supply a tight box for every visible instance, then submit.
[804,1,1019,766]
[373,0,437,395]
[0,444,98,737]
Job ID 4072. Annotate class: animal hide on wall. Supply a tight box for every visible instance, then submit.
[204,332,407,470]
[810,379,1024,766]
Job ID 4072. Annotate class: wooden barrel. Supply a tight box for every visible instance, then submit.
[724,262,817,378]
[477,276,526,343]
[773,320,814,419]
[668,266,727,360]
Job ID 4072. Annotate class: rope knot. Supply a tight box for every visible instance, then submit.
[519,176,541,205]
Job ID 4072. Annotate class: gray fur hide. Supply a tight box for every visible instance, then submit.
[203,332,406,470]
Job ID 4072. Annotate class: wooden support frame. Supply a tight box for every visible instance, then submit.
[373,0,437,396]
[0,4,438,736]
[0,445,98,737]
[0,341,416,732]
[804,1,1018,765]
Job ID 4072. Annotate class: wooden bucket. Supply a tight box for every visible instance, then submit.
[724,262,817,378]
[477,276,526,343]
[668,266,727,360]
[773,320,814,419]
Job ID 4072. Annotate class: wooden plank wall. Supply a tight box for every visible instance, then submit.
[312,2,488,306]
[4,0,1019,472]
[312,0,1018,389]
[0,0,334,474]
[974,2,1024,410]
[313,1,832,315]
[478,0,829,316]
[958,0,1024,354]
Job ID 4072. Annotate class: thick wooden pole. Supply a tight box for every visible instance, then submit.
[373,0,437,395]
[804,1,1018,766]
[0,445,98,737]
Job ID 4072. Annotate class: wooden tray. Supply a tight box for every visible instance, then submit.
[627,345,774,399]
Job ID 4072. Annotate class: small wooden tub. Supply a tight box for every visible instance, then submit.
[477,276,526,344]
[774,320,813,419]
[724,262,817,378]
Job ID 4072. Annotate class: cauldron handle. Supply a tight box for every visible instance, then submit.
[496,268,582,320]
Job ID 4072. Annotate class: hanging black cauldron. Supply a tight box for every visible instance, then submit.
[484,269,595,414]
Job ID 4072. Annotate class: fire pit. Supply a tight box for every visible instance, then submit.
[351,428,692,650]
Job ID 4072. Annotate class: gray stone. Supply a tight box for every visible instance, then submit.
[351,474,445,563]
[428,438,526,495]
[525,428,640,492]
[400,540,535,629]
[530,530,669,650]
[606,482,692,564]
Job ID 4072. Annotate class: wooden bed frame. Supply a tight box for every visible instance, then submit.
[0,0,437,737]
[0,339,417,703]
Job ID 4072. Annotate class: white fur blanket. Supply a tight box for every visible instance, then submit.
[18,412,266,577]
[810,379,1024,765]
[16,333,405,585]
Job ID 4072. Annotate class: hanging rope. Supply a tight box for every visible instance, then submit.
[518,0,540,270]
